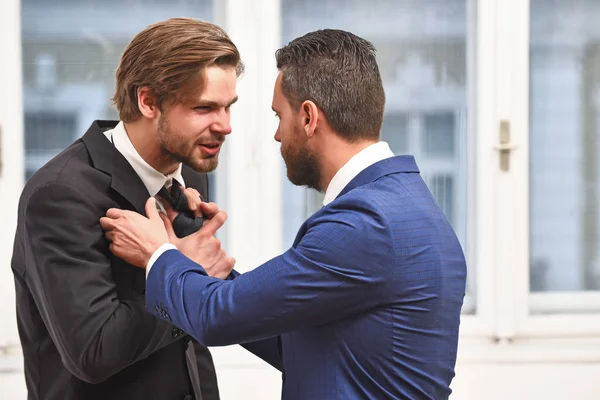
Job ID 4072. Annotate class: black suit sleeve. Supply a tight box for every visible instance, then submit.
[23,182,180,384]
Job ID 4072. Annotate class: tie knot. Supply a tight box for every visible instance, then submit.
[156,178,204,238]
[157,178,184,208]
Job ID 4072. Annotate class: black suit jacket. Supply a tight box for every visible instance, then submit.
[11,121,219,400]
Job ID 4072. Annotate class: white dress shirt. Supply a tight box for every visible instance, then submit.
[322,141,395,205]
[104,121,183,274]
[104,121,184,196]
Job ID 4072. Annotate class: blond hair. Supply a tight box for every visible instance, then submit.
[112,18,243,122]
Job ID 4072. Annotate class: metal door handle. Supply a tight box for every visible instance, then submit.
[493,120,518,171]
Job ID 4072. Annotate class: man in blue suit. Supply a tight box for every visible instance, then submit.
[101,29,467,399]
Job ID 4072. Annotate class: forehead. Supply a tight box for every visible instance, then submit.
[272,72,285,106]
[184,65,238,105]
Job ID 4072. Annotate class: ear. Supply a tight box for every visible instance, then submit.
[137,87,160,119]
[300,100,319,138]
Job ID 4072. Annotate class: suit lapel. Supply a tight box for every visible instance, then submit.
[109,159,151,215]
[81,120,151,215]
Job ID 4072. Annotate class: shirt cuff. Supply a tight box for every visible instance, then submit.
[146,243,177,278]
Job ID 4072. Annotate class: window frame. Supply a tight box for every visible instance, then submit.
[0,0,24,349]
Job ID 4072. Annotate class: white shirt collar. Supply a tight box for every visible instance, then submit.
[103,121,184,196]
[322,141,395,206]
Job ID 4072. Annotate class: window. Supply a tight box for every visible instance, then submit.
[21,0,213,184]
[381,113,409,154]
[24,112,76,180]
[526,0,600,316]
[423,112,456,156]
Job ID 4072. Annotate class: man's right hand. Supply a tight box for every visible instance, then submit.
[159,204,235,280]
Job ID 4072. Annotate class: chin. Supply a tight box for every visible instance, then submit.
[189,158,219,173]
[286,172,305,187]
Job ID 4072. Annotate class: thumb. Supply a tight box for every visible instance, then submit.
[159,212,178,242]
[145,197,161,221]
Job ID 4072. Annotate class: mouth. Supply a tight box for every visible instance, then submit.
[198,142,222,156]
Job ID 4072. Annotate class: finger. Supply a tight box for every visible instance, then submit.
[199,211,227,237]
[144,197,161,221]
[213,256,236,280]
[159,212,178,242]
[106,208,126,219]
[104,230,114,242]
[227,256,236,269]
[99,217,117,230]
[183,188,202,212]
[161,200,179,222]
[199,202,220,218]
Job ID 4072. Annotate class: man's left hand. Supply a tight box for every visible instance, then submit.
[100,198,169,268]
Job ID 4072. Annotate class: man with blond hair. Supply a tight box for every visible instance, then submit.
[11,18,243,400]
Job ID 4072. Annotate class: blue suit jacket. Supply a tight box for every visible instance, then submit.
[146,156,467,399]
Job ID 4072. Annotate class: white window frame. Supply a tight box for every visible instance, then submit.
[454,0,496,339]
[0,0,24,350]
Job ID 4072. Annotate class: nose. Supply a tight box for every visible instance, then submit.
[274,127,281,143]
[211,109,232,136]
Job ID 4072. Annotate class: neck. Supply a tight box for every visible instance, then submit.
[123,120,179,175]
[318,136,377,192]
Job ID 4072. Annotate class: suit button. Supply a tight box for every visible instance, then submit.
[172,328,184,338]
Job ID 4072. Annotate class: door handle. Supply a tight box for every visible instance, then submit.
[493,120,518,172]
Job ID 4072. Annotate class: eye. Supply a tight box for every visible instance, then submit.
[194,106,211,112]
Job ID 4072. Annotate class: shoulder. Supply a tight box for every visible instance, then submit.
[306,191,393,251]
[20,142,106,219]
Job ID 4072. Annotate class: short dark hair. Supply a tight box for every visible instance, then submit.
[275,29,385,142]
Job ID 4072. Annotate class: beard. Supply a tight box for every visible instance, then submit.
[281,135,321,191]
[157,114,222,173]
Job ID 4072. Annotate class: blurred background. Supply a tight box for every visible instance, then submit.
[1,0,600,398]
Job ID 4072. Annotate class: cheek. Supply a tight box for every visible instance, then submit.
[192,115,217,134]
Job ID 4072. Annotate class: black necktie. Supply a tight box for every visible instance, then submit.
[157,179,204,238]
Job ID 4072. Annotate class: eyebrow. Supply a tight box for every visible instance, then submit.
[197,96,239,108]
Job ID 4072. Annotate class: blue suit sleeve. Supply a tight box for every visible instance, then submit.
[241,337,282,371]
[227,271,283,370]
[145,198,394,346]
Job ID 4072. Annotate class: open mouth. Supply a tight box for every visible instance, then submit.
[198,142,222,155]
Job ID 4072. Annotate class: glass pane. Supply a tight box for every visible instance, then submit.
[280,0,473,311]
[423,112,456,156]
[428,174,455,226]
[529,0,600,293]
[21,0,213,180]
[381,113,409,154]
